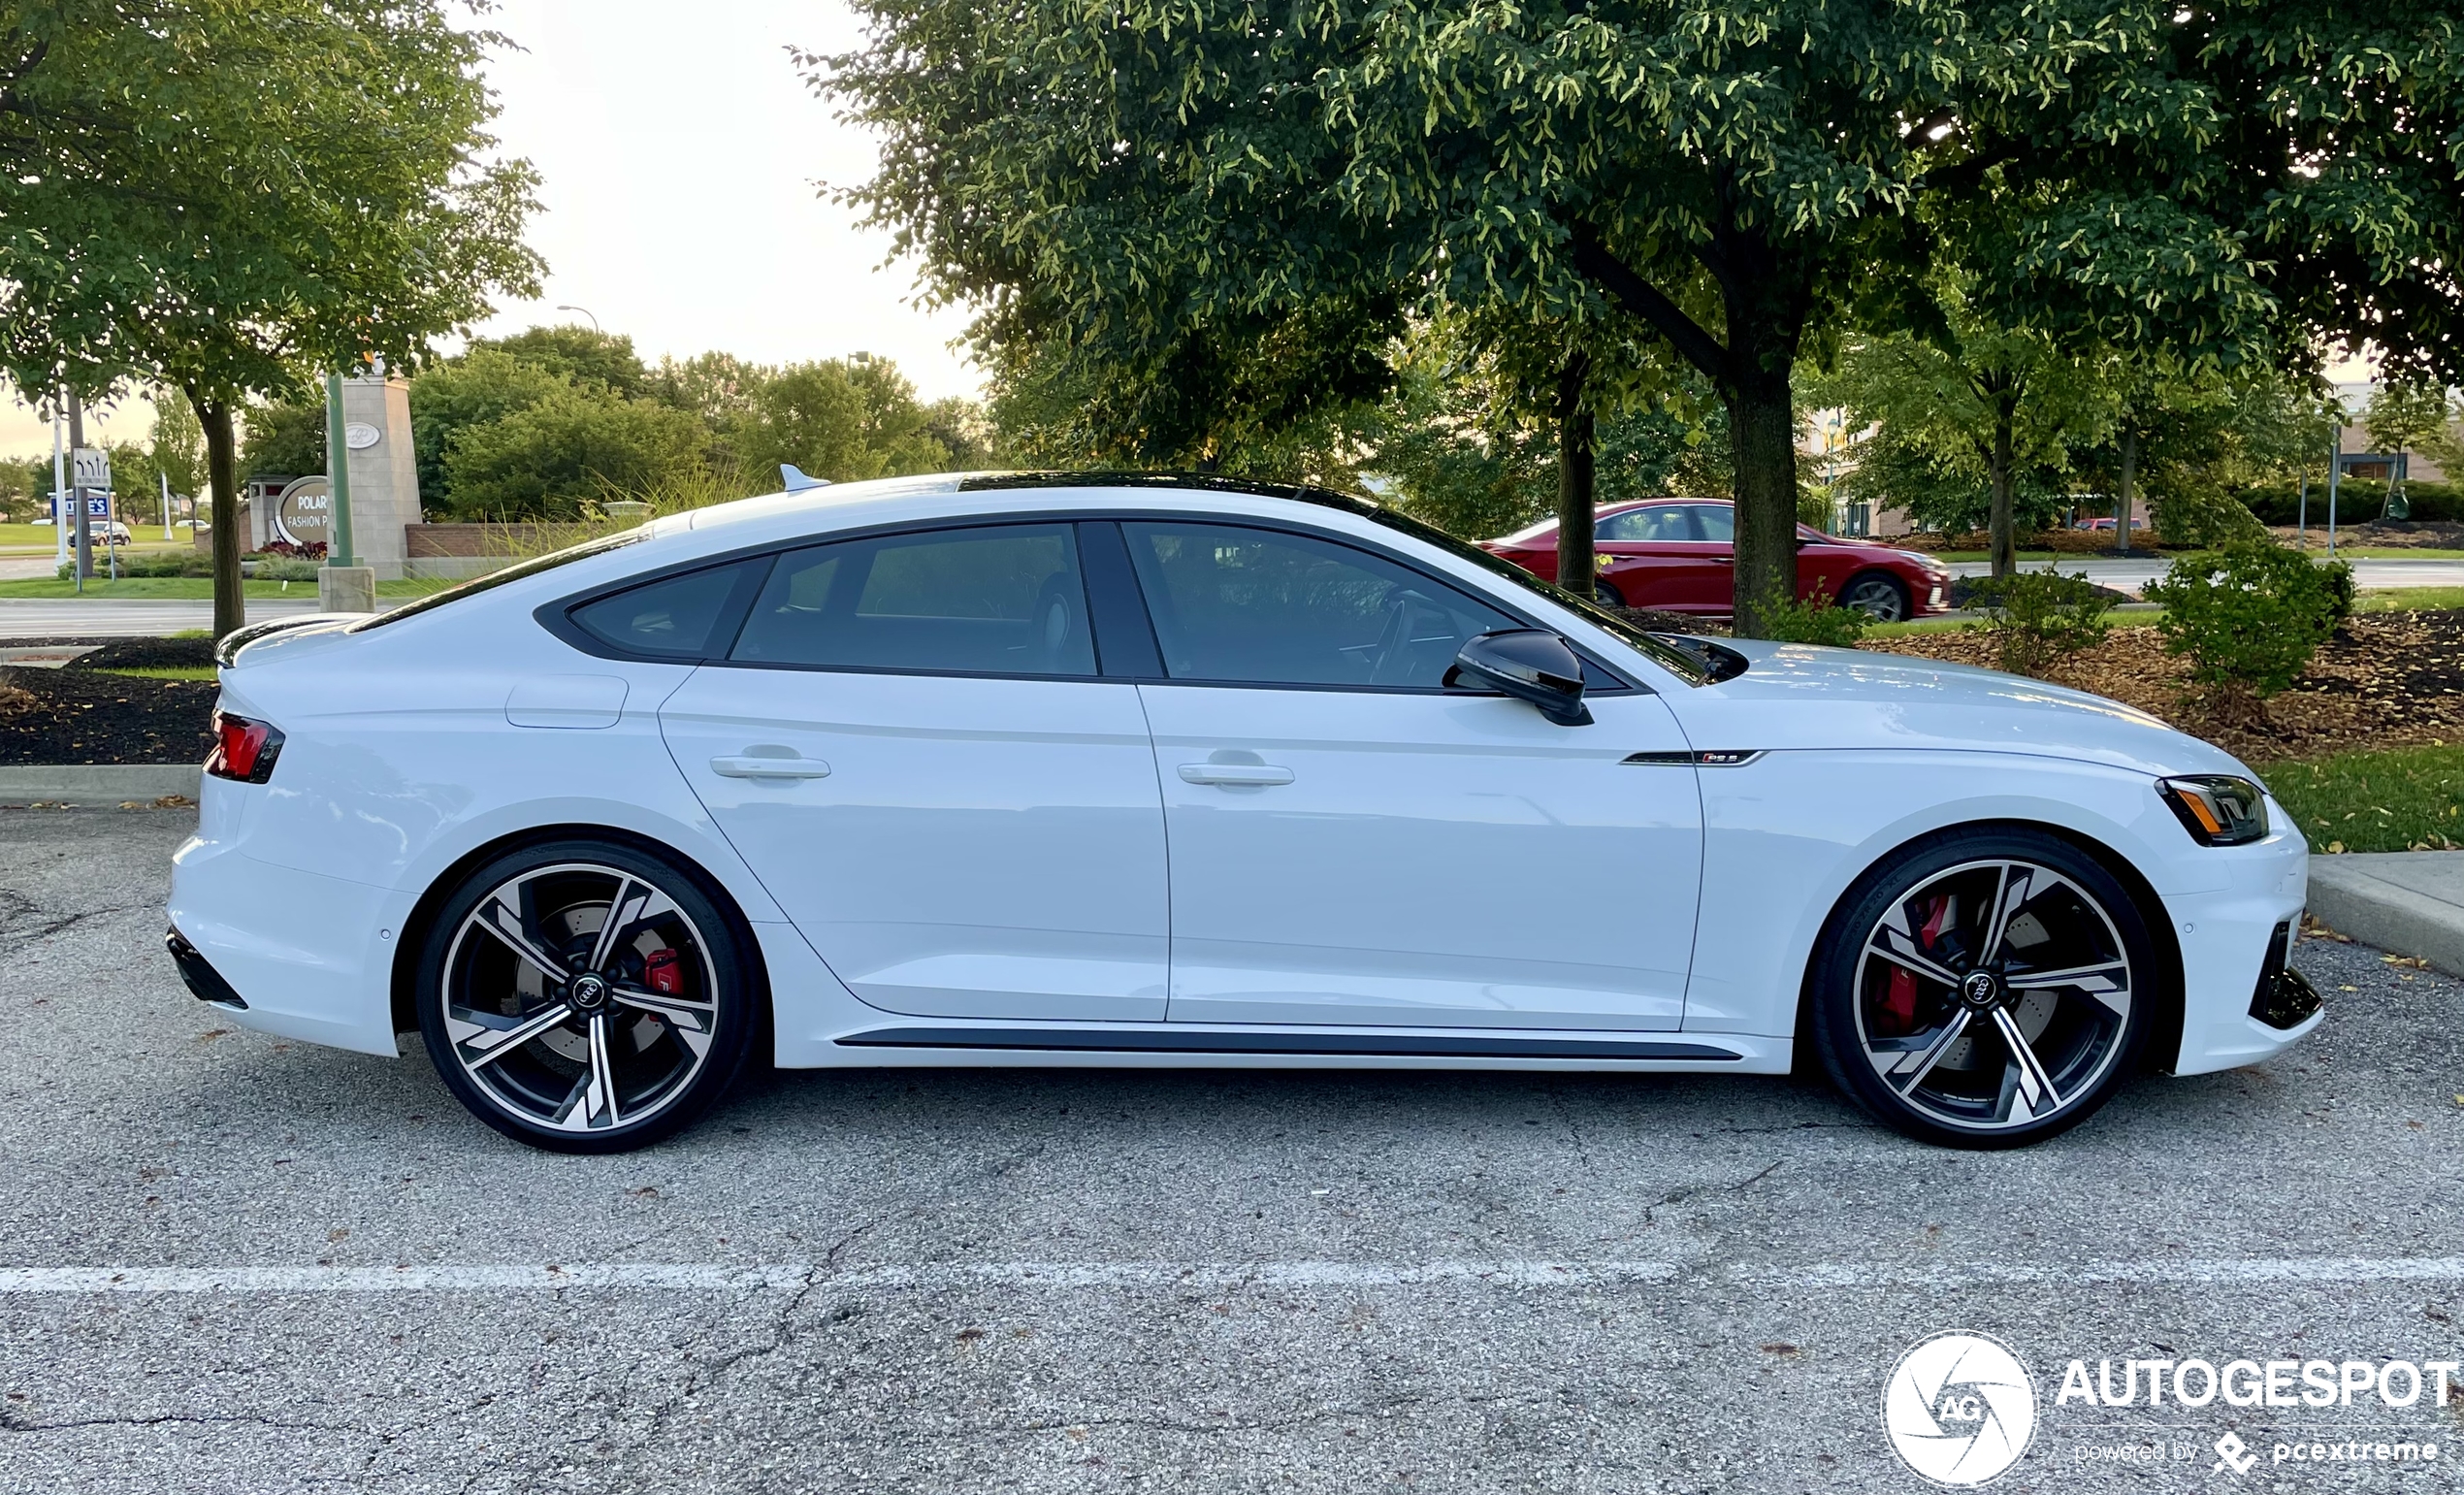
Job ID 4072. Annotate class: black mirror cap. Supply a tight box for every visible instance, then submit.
[1444,629,1594,726]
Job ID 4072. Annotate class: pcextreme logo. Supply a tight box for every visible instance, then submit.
[1882,1332,2040,1486]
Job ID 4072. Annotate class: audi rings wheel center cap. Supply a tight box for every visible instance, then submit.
[569,973,610,1012]
[1961,969,2004,1010]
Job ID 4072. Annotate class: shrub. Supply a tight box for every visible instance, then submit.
[1963,570,2116,677]
[2238,479,2463,527]
[1756,584,1869,647]
[2141,542,2353,713]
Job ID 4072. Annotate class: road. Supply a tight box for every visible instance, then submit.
[0,598,323,638]
[1945,554,2464,595]
[4,809,2461,1492]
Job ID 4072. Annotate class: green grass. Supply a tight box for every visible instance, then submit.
[2298,546,2464,560]
[2356,587,2464,613]
[1863,608,2163,639]
[0,576,304,600]
[2263,745,2464,854]
[95,665,217,682]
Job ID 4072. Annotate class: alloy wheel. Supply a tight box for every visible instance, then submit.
[439,861,722,1136]
[1851,858,2133,1132]
[1840,574,1908,621]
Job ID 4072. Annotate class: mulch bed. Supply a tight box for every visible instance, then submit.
[1859,611,2464,764]
[0,636,218,765]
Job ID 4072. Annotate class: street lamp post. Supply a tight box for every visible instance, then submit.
[555,304,601,333]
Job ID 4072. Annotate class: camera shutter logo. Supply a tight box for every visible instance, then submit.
[1882,1331,2038,1485]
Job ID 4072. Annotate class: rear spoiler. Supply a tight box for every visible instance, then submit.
[212,613,365,669]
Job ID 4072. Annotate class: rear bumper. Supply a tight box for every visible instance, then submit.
[167,828,402,1057]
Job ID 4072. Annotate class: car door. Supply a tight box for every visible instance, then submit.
[1118,519,1704,1031]
[1594,504,1714,611]
[653,521,1170,1023]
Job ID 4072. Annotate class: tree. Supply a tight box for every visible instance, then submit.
[240,398,327,482]
[2363,380,2454,513]
[440,392,709,519]
[474,324,649,400]
[149,394,204,501]
[1815,310,2102,571]
[0,1,541,636]
[822,1,2464,636]
[407,349,571,507]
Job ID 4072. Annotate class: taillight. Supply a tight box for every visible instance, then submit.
[206,711,284,784]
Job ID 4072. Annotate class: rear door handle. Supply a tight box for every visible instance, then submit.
[710,754,832,780]
[1177,763,1295,786]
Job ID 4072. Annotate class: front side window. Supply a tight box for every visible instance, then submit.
[730,523,1095,676]
[1121,522,1515,688]
[1687,504,1736,543]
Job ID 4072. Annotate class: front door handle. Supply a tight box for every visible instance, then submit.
[710,754,832,780]
[1177,763,1295,787]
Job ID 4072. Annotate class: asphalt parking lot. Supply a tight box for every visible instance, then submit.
[5,808,2463,1493]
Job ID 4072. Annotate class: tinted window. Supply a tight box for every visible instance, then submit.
[1688,504,1735,543]
[1597,505,1700,542]
[1122,522,1514,688]
[569,559,762,659]
[730,524,1095,675]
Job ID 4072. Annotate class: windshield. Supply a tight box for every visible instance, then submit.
[1351,504,1724,687]
[347,531,648,633]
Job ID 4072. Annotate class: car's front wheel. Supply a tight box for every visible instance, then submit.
[1807,829,2156,1148]
[1838,570,1911,621]
[414,839,759,1153]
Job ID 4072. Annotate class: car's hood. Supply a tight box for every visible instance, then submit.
[1663,639,2253,780]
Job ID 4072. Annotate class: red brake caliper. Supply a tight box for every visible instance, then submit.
[1882,895,1952,1033]
[644,948,683,995]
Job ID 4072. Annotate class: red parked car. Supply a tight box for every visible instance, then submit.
[1483,499,1953,622]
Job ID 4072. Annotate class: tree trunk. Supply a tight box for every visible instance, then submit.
[1554,348,1596,603]
[2113,426,2138,556]
[1988,398,2017,580]
[196,394,246,641]
[1727,368,1799,637]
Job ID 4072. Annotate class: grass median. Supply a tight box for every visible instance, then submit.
[0,576,449,600]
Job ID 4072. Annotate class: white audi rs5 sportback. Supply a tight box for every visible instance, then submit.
[167,474,2320,1153]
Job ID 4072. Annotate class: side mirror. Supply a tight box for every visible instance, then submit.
[1444,629,1594,726]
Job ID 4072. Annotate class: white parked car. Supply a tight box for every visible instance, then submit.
[169,475,2318,1153]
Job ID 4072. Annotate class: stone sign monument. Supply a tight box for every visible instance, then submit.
[336,369,420,575]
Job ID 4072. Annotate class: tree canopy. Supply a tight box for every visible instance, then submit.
[823,0,2464,634]
[0,0,542,634]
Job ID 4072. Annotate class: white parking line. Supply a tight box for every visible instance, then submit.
[1,1255,2460,1295]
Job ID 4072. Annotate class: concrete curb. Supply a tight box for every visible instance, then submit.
[0,764,202,806]
[2307,852,2464,977]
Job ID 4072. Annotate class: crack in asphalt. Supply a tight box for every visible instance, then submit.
[0,889,137,955]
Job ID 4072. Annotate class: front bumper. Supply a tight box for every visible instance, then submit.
[2162,818,2320,1075]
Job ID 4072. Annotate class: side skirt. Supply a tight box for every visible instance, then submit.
[834,1025,1746,1062]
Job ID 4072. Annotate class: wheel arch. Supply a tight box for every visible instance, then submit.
[387,823,774,1040]
[1791,817,2186,1075]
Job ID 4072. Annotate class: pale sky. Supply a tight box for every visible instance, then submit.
[0,0,978,458]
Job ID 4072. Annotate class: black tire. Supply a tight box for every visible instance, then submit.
[1807,828,2156,1149]
[415,838,759,1153]
[1594,580,1626,608]
[1838,570,1910,622]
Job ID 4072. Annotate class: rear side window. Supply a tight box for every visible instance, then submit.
[568,559,765,660]
[1597,506,1700,542]
[729,523,1095,676]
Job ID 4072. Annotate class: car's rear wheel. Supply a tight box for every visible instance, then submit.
[415,840,758,1153]
[1594,580,1625,608]
[1838,570,1910,621]
[1808,829,2156,1148]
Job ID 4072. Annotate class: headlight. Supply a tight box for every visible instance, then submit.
[2157,775,2269,846]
